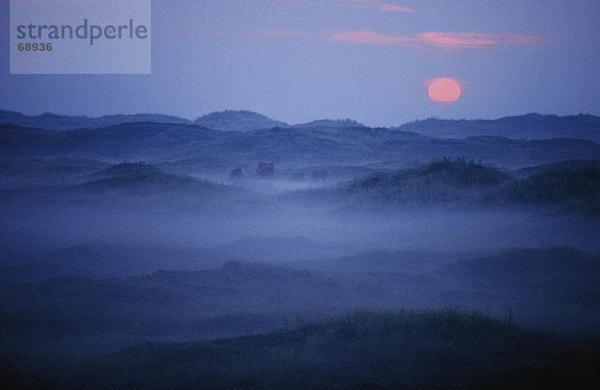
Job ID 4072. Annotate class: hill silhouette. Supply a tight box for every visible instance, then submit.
[498,164,600,215]
[0,110,190,131]
[396,113,600,142]
[72,310,600,389]
[345,159,510,204]
[194,110,288,132]
[335,159,600,215]
[93,162,161,177]
[292,119,366,129]
[2,121,600,169]
[80,169,224,195]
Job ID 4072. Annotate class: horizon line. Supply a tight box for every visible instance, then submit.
[0,107,598,129]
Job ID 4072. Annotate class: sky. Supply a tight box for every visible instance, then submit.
[1,0,600,126]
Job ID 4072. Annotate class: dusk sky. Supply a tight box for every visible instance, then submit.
[1,0,600,126]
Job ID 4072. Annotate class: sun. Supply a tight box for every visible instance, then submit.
[428,77,462,104]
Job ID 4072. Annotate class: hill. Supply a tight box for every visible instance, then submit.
[0,157,109,187]
[502,165,600,214]
[72,310,600,389]
[2,110,599,142]
[292,119,366,129]
[194,110,288,132]
[0,162,231,207]
[2,122,600,170]
[514,159,600,177]
[344,159,511,204]
[79,169,224,195]
[335,159,600,214]
[442,247,600,301]
[508,166,600,202]
[0,110,190,130]
[93,162,162,178]
[0,122,223,161]
[3,246,600,387]
[395,113,600,142]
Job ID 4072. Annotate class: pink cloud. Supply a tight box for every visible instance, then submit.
[418,32,543,48]
[329,30,411,45]
[328,30,544,49]
[197,27,543,51]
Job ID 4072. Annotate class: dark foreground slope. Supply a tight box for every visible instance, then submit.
[58,311,600,390]
[3,247,600,388]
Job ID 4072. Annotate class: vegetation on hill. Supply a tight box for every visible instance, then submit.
[514,159,600,177]
[345,159,511,204]
[94,162,161,177]
[2,119,599,168]
[497,165,600,215]
[194,110,288,132]
[396,113,600,142]
[70,310,600,389]
[292,119,366,129]
[338,159,599,215]
[441,247,600,307]
[508,166,600,202]
[81,170,223,195]
[0,110,191,131]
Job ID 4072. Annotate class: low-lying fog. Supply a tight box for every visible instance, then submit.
[2,199,599,254]
[1,162,599,387]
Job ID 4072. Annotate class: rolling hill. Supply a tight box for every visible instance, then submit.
[336,159,600,214]
[292,119,366,129]
[396,113,600,142]
[0,122,223,161]
[194,110,288,132]
[2,110,599,142]
[514,159,600,177]
[442,247,600,300]
[342,159,511,204]
[0,110,191,131]
[70,310,600,389]
[0,157,109,187]
[2,122,599,170]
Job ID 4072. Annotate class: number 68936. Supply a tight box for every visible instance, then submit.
[17,42,53,52]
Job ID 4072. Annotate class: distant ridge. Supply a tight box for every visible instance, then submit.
[293,119,367,129]
[0,110,191,131]
[194,110,288,132]
[1,121,599,169]
[1,109,599,142]
[395,113,600,142]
